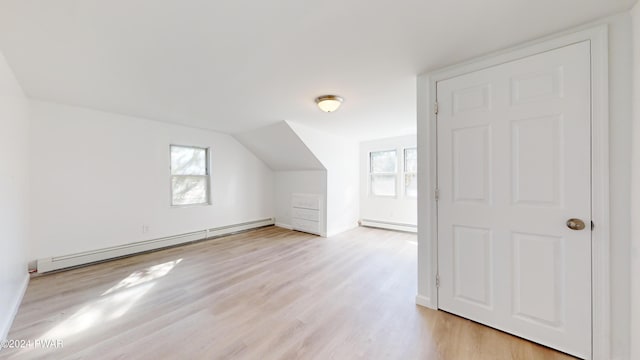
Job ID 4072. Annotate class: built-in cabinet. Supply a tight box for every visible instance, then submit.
[291,193,322,235]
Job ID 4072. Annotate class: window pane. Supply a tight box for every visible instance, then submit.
[405,173,417,198]
[370,150,397,173]
[171,146,207,175]
[405,148,417,172]
[371,174,396,196]
[172,176,208,205]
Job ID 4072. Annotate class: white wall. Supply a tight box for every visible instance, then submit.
[360,135,417,227]
[274,171,327,231]
[0,51,30,340]
[606,14,633,360]
[416,72,434,308]
[287,121,359,236]
[630,3,640,360]
[29,100,274,260]
[417,13,634,360]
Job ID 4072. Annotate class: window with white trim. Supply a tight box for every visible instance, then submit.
[404,148,417,198]
[370,150,397,197]
[170,145,210,206]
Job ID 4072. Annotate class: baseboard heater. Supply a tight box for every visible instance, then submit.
[360,219,417,233]
[36,218,274,273]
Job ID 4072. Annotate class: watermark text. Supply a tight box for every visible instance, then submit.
[1,339,64,350]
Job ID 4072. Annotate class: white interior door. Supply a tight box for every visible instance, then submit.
[436,41,591,358]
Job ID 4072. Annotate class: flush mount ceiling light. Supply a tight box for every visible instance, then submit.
[315,95,343,113]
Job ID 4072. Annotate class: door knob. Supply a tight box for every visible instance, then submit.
[566,218,586,231]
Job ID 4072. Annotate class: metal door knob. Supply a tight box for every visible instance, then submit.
[566,218,586,230]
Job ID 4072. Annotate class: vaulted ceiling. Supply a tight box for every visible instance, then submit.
[0,0,635,140]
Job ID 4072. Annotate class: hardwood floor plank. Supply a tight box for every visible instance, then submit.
[1,226,576,360]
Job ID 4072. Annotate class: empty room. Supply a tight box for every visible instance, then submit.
[1,0,640,359]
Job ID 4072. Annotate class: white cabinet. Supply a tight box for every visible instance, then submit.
[291,193,322,235]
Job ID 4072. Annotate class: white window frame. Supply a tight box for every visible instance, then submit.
[369,149,398,198]
[404,147,417,198]
[169,144,211,207]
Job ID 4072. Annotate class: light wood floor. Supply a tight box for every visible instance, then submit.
[2,226,575,360]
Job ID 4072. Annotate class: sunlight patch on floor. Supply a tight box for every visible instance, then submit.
[19,259,184,355]
[102,259,183,295]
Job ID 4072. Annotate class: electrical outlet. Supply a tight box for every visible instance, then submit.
[142,225,149,233]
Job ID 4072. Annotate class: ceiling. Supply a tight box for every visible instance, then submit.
[0,0,635,140]
[235,121,325,171]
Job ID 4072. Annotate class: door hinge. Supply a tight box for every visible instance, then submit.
[434,102,439,115]
[436,273,440,288]
[434,188,440,201]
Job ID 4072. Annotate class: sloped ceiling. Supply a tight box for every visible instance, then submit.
[0,0,636,140]
[234,121,325,171]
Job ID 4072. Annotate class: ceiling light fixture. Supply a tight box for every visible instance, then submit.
[315,95,343,113]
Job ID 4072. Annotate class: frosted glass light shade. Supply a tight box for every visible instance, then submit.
[315,95,343,112]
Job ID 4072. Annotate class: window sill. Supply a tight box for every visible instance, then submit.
[170,203,212,208]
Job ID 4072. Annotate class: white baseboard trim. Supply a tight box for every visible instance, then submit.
[415,294,436,309]
[360,219,417,233]
[36,218,274,273]
[1,272,29,341]
[276,222,326,237]
[326,224,358,238]
[275,222,293,230]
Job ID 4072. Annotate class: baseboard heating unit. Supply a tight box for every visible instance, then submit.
[360,219,417,233]
[36,218,274,273]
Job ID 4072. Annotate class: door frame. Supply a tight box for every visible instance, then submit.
[416,25,609,359]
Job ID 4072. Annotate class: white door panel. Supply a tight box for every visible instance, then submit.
[437,41,591,358]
